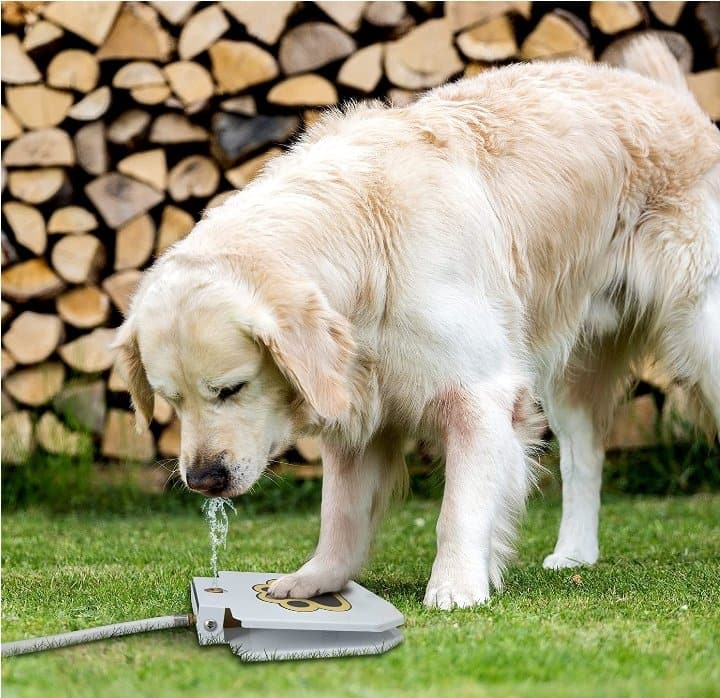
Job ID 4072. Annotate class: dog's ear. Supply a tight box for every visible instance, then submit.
[110,319,153,432]
[254,285,356,423]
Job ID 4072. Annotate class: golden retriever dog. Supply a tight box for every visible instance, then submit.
[115,35,719,608]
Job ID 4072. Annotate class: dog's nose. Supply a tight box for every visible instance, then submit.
[186,465,229,495]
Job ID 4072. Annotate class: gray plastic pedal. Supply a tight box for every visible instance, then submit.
[191,571,404,662]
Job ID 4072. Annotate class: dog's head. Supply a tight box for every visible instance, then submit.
[113,252,355,497]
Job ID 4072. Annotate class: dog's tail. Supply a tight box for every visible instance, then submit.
[603,33,687,91]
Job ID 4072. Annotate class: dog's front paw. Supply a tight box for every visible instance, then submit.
[268,560,348,599]
[268,572,327,599]
[542,550,598,570]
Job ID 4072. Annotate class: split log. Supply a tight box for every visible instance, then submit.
[56,286,110,329]
[607,395,658,450]
[85,172,164,228]
[158,419,180,458]
[152,1,197,25]
[115,214,156,270]
[211,113,299,167]
[445,2,531,32]
[208,40,279,93]
[385,18,463,89]
[7,173,56,211]
[47,206,98,235]
[279,22,356,74]
[1,34,41,84]
[4,362,65,406]
[650,2,685,26]
[108,364,128,392]
[117,149,167,191]
[295,436,322,462]
[267,74,338,106]
[154,395,174,425]
[23,20,64,52]
[36,411,85,456]
[2,3,45,27]
[156,205,195,253]
[107,109,151,146]
[51,234,105,284]
[601,31,693,73]
[102,269,142,314]
[1,411,35,465]
[696,3,720,63]
[364,1,407,27]
[67,87,112,121]
[42,1,121,46]
[457,14,517,62]
[1,391,18,416]
[5,85,74,129]
[149,114,209,143]
[2,349,16,378]
[163,61,215,106]
[54,379,106,434]
[59,328,117,373]
[1,258,65,301]
[3,128,75,168]
[687,69,720,120]
[113,61,166,89]
[1,301,13,323]
[225,147,281,189]
[3,311,64,364]
[206,191,234,209]
[74,122,108,175]
[220,95,257,115]
[178,4,230,60]
[3,202,46,255]
[590,2,644,34]
[96,3,173,62]
[520,12,593,61]
[1,106,23,141]
[316,2,366,33]
[131,85,172,105]
[102,408,156,462]
[168,155,220,201]
[221,1,295,45]
[2,233,19,266]
[338,43,384,92]
[47,49,99,92]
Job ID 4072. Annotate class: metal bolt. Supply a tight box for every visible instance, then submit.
[204,619,218,632]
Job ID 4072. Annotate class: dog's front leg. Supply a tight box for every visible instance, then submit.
[269,438,397,599]
[424,383,530,609]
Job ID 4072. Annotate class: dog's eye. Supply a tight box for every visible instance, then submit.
[216,382,246,401]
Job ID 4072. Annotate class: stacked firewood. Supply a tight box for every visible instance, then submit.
[2,1,719,468]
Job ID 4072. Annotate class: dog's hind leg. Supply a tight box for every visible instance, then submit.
[542,395,606,569]
[663,279,720,433]
[697,283,720,430]
[636,165,720,435]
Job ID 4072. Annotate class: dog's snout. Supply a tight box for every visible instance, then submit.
[186,464,229,495]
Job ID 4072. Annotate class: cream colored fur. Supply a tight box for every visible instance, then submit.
[115,36,720,608]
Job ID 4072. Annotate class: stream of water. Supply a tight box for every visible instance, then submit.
[202,497,236,581]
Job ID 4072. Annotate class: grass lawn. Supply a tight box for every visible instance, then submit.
[2,492,720,698]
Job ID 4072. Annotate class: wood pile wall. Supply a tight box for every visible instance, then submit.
[2,1,719,472]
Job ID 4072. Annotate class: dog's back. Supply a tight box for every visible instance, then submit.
[405,40,720,425]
